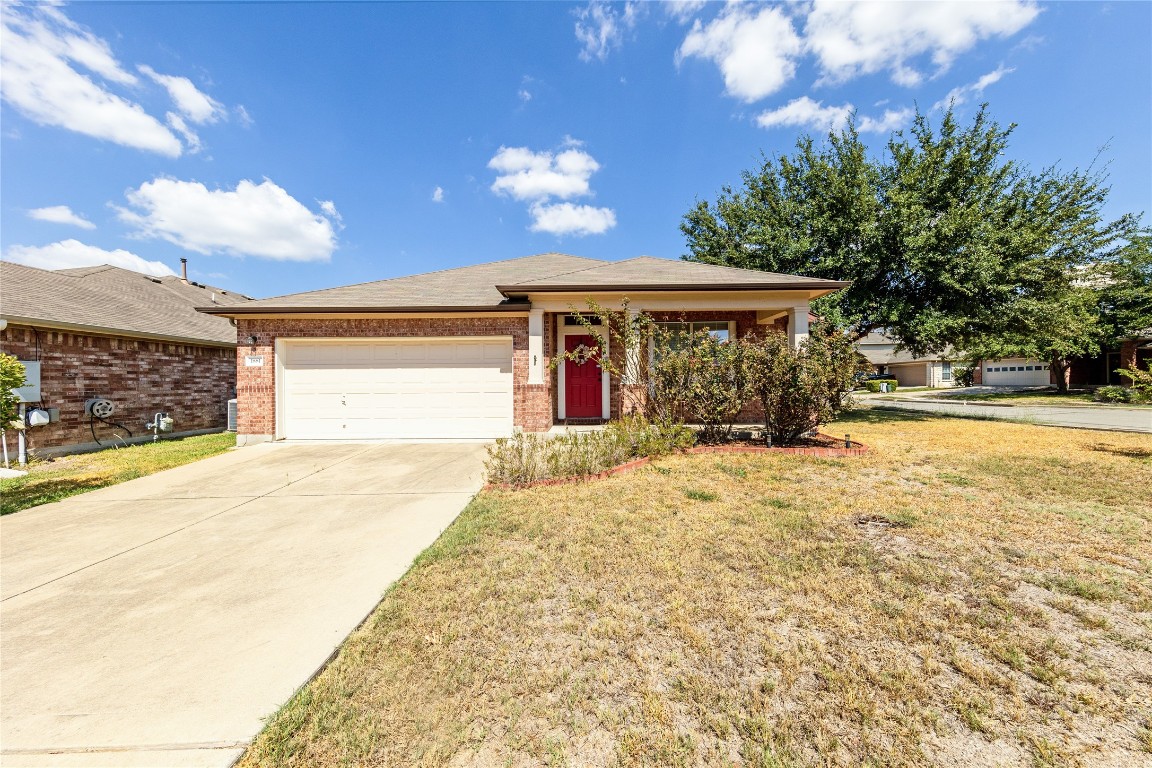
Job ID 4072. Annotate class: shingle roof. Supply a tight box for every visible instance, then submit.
[200,253,846,316]
[497,256,849,293]
[0,261,251,346]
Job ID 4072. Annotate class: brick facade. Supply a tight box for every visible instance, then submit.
[0,324,234,453]
[234,315,553,437]
[233,309,799,439]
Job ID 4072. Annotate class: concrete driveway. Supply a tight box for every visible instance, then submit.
[1,442,486,767]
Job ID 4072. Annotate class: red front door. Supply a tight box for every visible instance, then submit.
[564,334,602,418]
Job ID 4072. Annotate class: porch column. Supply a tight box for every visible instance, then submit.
[527,309,544,385]
[788,305,809,348]
[623,308,640,384]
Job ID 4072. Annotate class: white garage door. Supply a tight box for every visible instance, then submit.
[280,338,513,440]
[983,359,1051,386]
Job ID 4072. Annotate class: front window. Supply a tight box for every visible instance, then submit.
[656,320,731,344]
[941,362,952,381]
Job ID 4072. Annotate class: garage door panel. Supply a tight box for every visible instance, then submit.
[281,338,514,440]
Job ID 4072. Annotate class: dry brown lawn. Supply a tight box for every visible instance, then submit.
[240,411,1152,768]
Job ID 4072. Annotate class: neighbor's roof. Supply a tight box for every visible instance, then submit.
[198,253,847,316]
[0,261,252,346]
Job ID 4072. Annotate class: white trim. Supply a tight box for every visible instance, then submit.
[528,309,544,385]
[274,337,286,441]
[556,320,610,420]
[530,292,821,312]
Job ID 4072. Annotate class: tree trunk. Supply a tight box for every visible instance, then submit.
[1050,355,1070,393]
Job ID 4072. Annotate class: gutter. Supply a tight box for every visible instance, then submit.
[494,281,851,297]
[0,315,235,348]
[196,303,530,317]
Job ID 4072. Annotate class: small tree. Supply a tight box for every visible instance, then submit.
[741,328,860,445]
[555,301,753,439]
[682,330,749,443]
[0,354,28,429]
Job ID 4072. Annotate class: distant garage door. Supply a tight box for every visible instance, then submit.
[280,338,514,440]
[983,359,1051,386]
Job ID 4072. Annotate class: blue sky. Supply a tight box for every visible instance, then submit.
[2,1,1149,299]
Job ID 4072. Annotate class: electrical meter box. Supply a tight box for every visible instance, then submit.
[13,361,41,403]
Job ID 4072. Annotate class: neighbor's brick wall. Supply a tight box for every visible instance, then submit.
[0,324,234,451]
[235,316,553,435]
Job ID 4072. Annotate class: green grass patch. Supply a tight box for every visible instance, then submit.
[0,433,235,515]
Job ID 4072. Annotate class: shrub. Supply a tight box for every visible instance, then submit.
[1094,385,1131,403]
[0,354,27,429]
[483,432,551,485]
[741,326,860,446]
[604,414,696,456]
[864,379,899,393]
[682,331,749,443]
[953,365,976,387]
[1116,362,1152,402]
[484,416,696,486]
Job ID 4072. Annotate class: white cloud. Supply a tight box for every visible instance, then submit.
[138,65,226,124]
[489,146,601,201]
[0,4,183,156]
[165,112,202,153]
[933,65,1014,110]
[116,178,339,262]
[575,1,641,62]
[756,97,912,134]
[235,104,254,127]
[859,107,914,133]
[529,202,617,236]
[318,200,344,229]
[431,186,445,203]
[805,0,1039,86]
[27,205,96,230]
[4,239,174,277]
[665,0,707,24]
[678,5,803,102]
[488,141,616,236]
[756,97,853,132]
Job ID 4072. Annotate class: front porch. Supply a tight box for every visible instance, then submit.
[529,305,814,430]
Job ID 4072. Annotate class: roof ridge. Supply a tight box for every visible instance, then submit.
[255,252,606,302]
[504,256,631,285]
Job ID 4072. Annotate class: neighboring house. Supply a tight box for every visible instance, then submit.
[198,253,846,444]
[0,261,253,455]
[978,358,1055,386]
[1069,329,1152,386]
[856,331,959,388]
[857,330,1055,388]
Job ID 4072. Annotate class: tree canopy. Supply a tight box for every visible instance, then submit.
[681,106,1148,360]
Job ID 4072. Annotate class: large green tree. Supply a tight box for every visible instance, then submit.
[681,106,1144,360]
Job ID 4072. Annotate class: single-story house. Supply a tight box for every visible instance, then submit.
[0,260,253,455]
[1069,329,1152,387]
[198,253,847,444]
[856,331,959,387]
[857,330,1056,388]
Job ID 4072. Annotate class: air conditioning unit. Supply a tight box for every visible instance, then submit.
[227,399,238,432]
